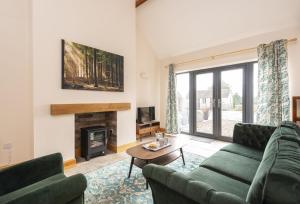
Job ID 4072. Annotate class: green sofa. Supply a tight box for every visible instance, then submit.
[143,122,300,204]
[0,153,87,204]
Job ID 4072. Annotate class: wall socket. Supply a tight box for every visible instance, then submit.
[3,143,12,150]
[1,143,12,165]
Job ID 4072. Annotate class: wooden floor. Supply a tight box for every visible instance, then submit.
[66,135,229,176]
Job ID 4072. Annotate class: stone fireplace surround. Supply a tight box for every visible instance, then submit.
[75,112,117,160]
[50,103,132,165]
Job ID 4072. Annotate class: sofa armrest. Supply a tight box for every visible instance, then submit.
[0,153,63,195]
[210,192,247,204]
[233,123,276,150]
[143,164,246,204]
[0,174,87,204]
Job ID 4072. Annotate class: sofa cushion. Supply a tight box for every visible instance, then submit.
[0,153,63,196]
[188,167,250,199]
[246,122,300,204]
[200,151,260,184]
[221,143,264,161]
[233,123,276,150]
[0,173,66,203]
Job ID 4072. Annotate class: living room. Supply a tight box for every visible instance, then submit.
[1,0,300,203]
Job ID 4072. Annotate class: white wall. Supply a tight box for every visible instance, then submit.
[2,0,299,165]
[136,26,160,120]
[136,0,300,59]
[288,33,300,97]
[32,0,136,161]
[0,0,33,165]
[159,27,300,128]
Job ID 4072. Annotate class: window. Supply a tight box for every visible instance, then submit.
[176,73,190,133]
[196,73,213,134]
[176,62,257,141]
[220,69,243,137]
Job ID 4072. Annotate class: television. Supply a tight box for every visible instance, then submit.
[137,107,155,123]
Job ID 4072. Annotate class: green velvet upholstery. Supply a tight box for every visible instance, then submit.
[200,151,260,184]
[188,167,250,199]
[143,122,300,204]
[246,122,300,204]
[0,153,87,204]
[220,143,263,161]
[0,153,63,196]
[233,123,276,150]
[143,164,247,204]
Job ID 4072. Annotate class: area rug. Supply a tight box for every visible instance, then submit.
[84,152,205,204]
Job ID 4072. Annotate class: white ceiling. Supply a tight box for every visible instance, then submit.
[137,0,300,59]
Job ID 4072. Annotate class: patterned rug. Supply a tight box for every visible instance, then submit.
[84,152,205,204]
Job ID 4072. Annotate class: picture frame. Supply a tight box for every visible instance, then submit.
[62,40,124,92]
[292,96,300,126]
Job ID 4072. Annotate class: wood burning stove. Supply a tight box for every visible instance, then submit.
[81,126,107,161]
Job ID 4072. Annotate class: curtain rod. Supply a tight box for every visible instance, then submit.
[164,38,297,68]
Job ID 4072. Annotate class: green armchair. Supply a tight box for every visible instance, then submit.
[0,153,87,204]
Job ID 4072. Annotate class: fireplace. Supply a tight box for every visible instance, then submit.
[75,112,117,162]
[49,103,131,164]
[81,126,107,160]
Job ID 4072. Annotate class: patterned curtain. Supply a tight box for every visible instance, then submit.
[256,39,290,126]
[166,64,178,134]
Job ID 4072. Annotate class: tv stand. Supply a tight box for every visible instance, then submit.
[136,121,160,140]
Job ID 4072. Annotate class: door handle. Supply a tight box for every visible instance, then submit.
[212,99,216,108]
[218,99,221,108]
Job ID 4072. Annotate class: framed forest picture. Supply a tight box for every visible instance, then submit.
[62,40,124,92]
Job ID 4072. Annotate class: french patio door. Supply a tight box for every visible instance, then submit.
[191,63,255,141]
[195,72,215,137]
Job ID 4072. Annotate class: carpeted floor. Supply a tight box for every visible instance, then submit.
[84,152,205,204]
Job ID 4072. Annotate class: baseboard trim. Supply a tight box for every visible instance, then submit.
[75,147,81,158]
[107,141,137,153]
[64,159,76,170]
[1,144,134,171]
[0,164,12,169]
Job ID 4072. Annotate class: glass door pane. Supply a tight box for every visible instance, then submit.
[176,73,190,133]
[221,69,243,137]
[196,73,213,134]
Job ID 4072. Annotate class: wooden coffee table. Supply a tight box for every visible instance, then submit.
[126,136,189,181]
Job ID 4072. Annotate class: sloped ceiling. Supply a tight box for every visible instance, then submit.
[137,0,300,59]
[136,0,148,7]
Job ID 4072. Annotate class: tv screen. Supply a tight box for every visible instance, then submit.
[137,107,155,123]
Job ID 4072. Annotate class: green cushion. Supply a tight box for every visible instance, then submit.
[0,173,87,204]
[0,173,66,203]
[188,167,250,199]
[233,123,276,150]
[221,143,264,161]
[246,122,300,204]
[143,164,247,204]
[200,151,260,184]
[143,164,216,204]
[0,153,63,196]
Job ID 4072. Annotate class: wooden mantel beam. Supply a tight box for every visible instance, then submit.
[50,103,131,115]
[136,0,148,7]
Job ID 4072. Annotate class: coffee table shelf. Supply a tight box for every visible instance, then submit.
[134,151,181,169]
[126,136,189,189]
